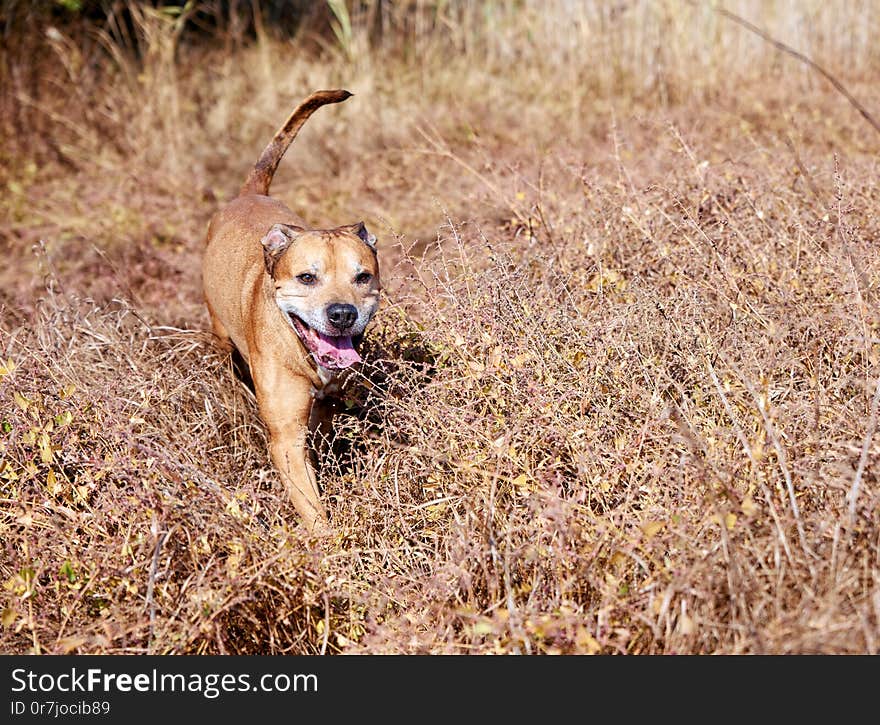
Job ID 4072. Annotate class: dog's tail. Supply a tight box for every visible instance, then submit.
[239,89,352,197]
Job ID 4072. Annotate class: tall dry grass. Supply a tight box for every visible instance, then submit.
[1,1,879,653]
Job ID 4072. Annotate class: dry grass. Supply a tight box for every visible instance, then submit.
[1,1,880,654]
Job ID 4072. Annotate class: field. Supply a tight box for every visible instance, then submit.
[2,0,880,654]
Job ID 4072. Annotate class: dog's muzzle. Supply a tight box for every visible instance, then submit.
[288,309,363,370]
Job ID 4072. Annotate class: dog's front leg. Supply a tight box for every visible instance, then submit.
[252,360,328,531]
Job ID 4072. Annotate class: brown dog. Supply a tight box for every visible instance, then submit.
[202,89,380,531]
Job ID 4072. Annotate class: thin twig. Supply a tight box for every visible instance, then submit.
[704,356,795,566]
[320,592,330,655]
[847,376,880,529]
[146,525,173,651]
[740,371,814,564]
[709,3,880,136]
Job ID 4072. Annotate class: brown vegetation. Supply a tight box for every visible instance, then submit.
[1,1,879,654]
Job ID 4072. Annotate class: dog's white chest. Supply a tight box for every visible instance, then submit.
[312,365,342,399]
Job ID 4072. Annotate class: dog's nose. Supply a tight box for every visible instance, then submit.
[326,303,358,331]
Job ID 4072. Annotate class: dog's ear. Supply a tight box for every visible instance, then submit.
[261,223,302,276]
[342,221,377,252]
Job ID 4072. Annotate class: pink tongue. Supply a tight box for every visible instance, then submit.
[314,332,361,368]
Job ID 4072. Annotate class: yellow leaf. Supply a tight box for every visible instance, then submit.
[55,411,73,427]
[225,497,242,518]
[472,619,494,636]
[39,432,54,464]
[0,359,16,378]
[641,520,665,539]
[226,540,244,577]
[586,269,626,293]
[609,551,628,569]
[512,473,533,496]
[575,626,601,654]
[57,635,88,653]
[679,613,696,635]
[741,496,758,517]
[711,512,737,530]
[13,392,29,412]
[426,503,447,520]
[1,607,16,627]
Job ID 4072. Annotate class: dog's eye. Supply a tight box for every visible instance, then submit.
[297,273,317,285]
[355,272,373,285]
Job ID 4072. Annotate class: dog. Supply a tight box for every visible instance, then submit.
[202,89,380,531]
